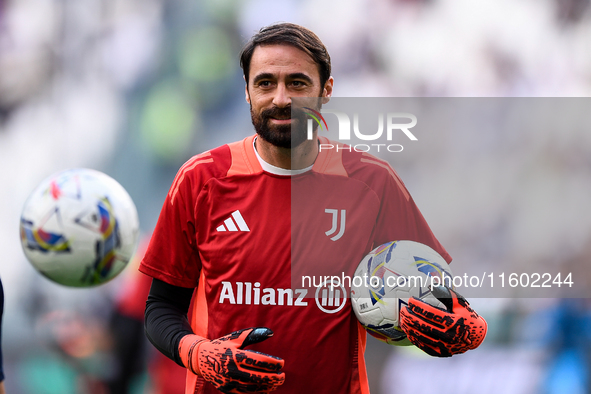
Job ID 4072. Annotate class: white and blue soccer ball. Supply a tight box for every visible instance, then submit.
[20,168,140,287]
[350,240,453,345]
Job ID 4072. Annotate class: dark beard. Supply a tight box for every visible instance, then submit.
[251,101,321,149]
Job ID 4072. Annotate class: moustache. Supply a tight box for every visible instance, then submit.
[260,106,308,121]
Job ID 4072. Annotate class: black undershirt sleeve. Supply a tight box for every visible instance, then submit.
[144,278,196,367]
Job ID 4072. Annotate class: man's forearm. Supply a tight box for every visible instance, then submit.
[144,278,195,366]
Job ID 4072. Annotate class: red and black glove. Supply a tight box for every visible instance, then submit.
[399,285,487,357]
[179,327,285,393]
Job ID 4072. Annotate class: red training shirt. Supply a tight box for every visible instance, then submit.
[140,135,451,394]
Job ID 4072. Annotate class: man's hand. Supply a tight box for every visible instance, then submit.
[179,327,285,393]
[399,286,487,357]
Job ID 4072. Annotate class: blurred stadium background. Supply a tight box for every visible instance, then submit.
[1,0,591,393]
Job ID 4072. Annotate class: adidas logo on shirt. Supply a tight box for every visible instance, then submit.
[216,210,250,232]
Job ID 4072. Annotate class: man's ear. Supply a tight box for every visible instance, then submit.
[322,76,334,104]
[245,78,251,104]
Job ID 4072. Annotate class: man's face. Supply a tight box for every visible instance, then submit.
[245,44,333,149]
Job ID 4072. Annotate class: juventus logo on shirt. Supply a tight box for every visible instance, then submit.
[216,210,250,232]
[325,209,346,241]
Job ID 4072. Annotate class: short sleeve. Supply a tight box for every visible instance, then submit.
[139,164,203,288]
[371,165,452,264]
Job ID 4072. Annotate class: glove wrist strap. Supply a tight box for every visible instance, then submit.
[179,334,207,375]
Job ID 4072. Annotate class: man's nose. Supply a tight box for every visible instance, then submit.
[272,84,291,108]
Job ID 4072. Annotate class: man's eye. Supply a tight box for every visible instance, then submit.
[292,81,305,87]
[259,81,272,87]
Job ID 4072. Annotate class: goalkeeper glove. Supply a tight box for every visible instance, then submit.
[179,327,285,393]
[399,285,487,357]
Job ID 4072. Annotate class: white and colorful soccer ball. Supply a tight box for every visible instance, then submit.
[350,240,453,345]
[20,168,140,287]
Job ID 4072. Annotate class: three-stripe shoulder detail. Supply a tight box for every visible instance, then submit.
[359,153,410,201]
[169,152,214,205]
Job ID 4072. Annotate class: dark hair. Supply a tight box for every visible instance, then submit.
[240,23,332,88]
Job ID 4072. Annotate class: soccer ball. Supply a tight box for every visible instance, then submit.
[20,168,140,287]
[350,240,453,345]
